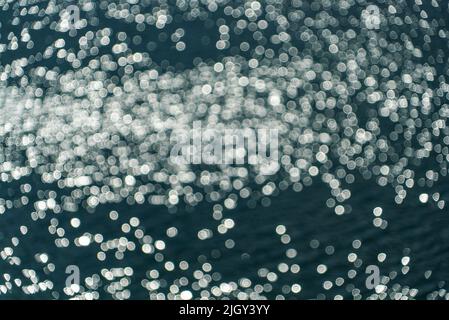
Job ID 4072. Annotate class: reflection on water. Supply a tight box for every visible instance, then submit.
[0,0,449,300]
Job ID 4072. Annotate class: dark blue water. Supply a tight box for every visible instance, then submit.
[1,0,449,300]
[1,171,449,299]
